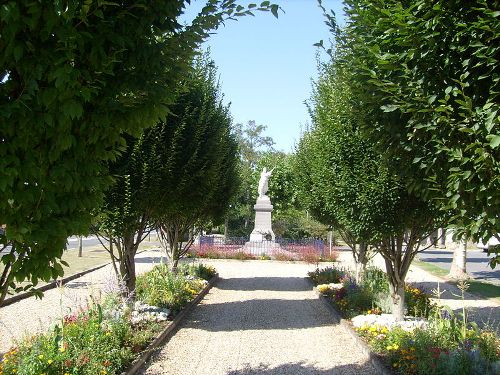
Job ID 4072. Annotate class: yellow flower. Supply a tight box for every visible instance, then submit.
[47,359,53,365]
[59,347,66,353]
[101,370,107,375]
[105,331,111,336]
[38,355,44,360]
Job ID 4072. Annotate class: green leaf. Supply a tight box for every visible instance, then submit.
[380,104,399,112]
[486,135,500,148]
[270,4,279,18]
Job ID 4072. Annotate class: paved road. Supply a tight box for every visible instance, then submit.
[140,260,377,375]
[417,248,500,285]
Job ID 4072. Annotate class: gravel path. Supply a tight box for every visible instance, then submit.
[140,260,378,375]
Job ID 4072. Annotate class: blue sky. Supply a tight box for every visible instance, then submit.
[183,0,345,152]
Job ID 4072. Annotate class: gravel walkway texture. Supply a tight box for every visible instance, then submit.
[139,259,378,375]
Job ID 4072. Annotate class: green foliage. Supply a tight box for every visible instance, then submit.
[0,302,135,375]
[135,264,207,312]
[152,52,240,268]
[343,0,500,247]
[361,267,389,295]
[186,263,217,281]
[0,0,279,303]
[308,266,345,286]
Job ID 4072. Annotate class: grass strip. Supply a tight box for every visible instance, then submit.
[412,259,500,303]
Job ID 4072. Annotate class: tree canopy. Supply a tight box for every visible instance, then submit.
[0,0,278,303]
[343,0,500,246]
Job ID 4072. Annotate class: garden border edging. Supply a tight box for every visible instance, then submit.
[309,281,393,375]
[1,248,158,307]
[121,273,220,375]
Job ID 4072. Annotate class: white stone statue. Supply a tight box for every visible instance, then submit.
[258,167,274,198]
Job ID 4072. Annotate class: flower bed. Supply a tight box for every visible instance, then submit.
[310,265,500,374]
[193,244,338,263]
[0,263,217,375]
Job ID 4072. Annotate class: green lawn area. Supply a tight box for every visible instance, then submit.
[412,258,500,303]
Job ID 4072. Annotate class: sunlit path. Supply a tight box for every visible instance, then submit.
[140,260,377,375]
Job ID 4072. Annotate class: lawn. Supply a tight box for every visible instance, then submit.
[412,259,500,303]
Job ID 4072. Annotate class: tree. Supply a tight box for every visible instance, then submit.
[297,39,444,319]
[0,1,278,304]
[153,54,239,270]
[343,0,500,262]
[91,132,161,293]
[296,57,375,281]
[227,121,275,236]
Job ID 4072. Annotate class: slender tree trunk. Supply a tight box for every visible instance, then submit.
[438,228,446,248]
[78,236,83,257]
[354,243,368,284]
[449,239,468,279]
[389,282,405,321]
[224,217,229,240]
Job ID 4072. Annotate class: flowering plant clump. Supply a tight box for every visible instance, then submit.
[0,264,217,375]
[0,302,135,375]
[356,316,500,374]
[405,284,434,318]
[308,266,345,286]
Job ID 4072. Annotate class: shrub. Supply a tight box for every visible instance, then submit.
[308,266,345,285]
[361,267,389,295]
[135,264,205,312]
[186,264,217,280]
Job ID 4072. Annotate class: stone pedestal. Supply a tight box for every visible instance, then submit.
[249,195,275,241]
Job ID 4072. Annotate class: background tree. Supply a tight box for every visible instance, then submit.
[0,0,278,304]
[226,121,275,236]
[255,151,327,239]
[343,0,500,265]
[153,54,239,270]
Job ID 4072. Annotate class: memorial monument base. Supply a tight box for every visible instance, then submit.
[245,195,280,253]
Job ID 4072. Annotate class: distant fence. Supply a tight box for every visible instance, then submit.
[194,236,333,261]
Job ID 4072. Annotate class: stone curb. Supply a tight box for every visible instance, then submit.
[309,281,394,375]
[121,273,219,375]
[1,262,111,307]
[1,248,158,308]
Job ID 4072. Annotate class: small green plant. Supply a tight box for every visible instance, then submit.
[135,264,205,312]
[308,266,345,285]
[186,263,217,280]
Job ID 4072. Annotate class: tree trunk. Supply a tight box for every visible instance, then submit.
[438,228,446,248]
[389,282,405,321]
[78,236,83,257]
[449,239,468,280]
[118,235,138,296]
[354,243,368,284]
[122,250,136,295]
[224,217,229,240]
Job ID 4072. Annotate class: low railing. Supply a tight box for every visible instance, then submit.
[194,236,334,262]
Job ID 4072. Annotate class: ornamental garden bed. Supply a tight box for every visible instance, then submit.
[0,263,218,375]
[309,265,500,375]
